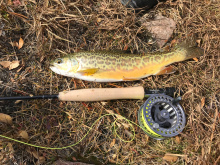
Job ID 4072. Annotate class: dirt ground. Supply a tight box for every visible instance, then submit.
[0,0,219,164]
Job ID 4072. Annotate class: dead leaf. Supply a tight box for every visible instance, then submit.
[193,57,198,62]
[19,130,29,140]
[116,122,121,128]
[196,39,201,47]
[112,154,117,159]
[7,143,14,152]
[31,150,40,159]
[9,61,20,70]
[101,101,107,106]
[144,135,149,143]
[15,100,22,104]
[201,97,205,109]
[28,0,36,4]
[40,55,45,62]
[0,113,12,124]
[124,130,133,138]
[0,154,3,161]
[10,41,19,47]
[52,0,61,5]
[39,156,46,163]
[105,109,115,115]
[170,39,177,47]
[110,139,115,147]
[30,151,46,163]
[13,0,21,6]
[163,45,170,51]
[7,0,12,5]
[97,18,102,23]
[175,136,181,144]
[123,45,128,50]
[0,61,11,68]
[10,77,15,82]
[18,37,24,49]
[122,123,131,129]
[27,148,45,162]
[163,154,178,162]
[115,114,124,120]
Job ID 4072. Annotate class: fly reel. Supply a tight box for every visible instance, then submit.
[138,94,186,140]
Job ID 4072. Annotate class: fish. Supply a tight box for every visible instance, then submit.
[50,41,203,82]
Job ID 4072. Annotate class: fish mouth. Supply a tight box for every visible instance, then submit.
[49,63,55,68]
[50,65,60,75]
[49,64,56,71]
[49,65,63,75]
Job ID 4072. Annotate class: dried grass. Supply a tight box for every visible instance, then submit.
[0,0,219,164]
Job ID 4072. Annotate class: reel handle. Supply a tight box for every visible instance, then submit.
[58,86,145,101]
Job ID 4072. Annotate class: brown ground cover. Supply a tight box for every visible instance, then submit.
[0,0,219,164]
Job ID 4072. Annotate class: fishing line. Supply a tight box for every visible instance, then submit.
[0,114,142,150]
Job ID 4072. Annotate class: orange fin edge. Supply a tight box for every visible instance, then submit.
[156,66,176,75]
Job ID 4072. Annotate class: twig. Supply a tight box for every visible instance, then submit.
[214,155,220,165]
[46,29,75,43]
[7,11,28,19]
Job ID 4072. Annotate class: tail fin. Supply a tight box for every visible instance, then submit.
[176,38,204,60]
[184,46,204,60]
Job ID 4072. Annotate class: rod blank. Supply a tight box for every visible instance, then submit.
[0,95,58,100]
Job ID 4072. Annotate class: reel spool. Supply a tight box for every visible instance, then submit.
[138,94,186,140]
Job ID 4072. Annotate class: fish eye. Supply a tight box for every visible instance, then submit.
[56,58,63,64]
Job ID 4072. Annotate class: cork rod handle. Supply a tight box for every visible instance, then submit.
[58,86,145,101]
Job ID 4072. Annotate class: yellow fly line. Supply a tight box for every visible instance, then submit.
[0,114,148,150]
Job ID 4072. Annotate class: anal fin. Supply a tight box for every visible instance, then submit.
[123,77,140,81]
[156,66,176,75]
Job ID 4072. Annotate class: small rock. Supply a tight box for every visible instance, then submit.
[140,14,176,47]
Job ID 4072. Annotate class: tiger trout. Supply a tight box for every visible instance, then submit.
[50,42,203,82]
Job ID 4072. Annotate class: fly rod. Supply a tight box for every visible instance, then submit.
[0,86,177,101]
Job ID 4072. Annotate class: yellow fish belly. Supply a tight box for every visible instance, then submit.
[75,53,180,82]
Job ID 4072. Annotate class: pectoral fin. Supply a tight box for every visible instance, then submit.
[156,66,176,75]
[77,68,99,76]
